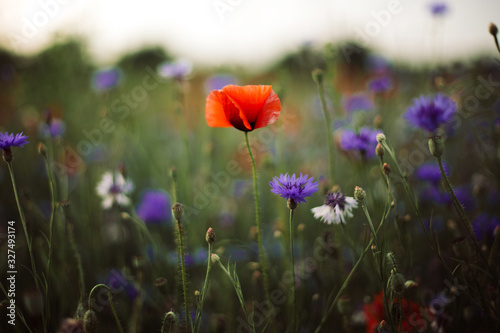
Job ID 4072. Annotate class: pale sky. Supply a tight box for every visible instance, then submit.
[0,0,499,68]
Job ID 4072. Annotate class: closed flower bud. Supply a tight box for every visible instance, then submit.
[452,236,470,260]
[376,133,386,143]
[38,143,47,156]
[354,186,366,201]
[171,203,183,221]
[161,311,178,333]
[383,163,391,175]
[211,253,220,263]
[373,114,382,129]
[428,136,445,158]
[375,143,384,157]
[206,227,216,244]
[194,290,201,303]
[155,277,169,295]
[490,23,498,36]
[312,68,324,84]
[169,166,177,180]
[388,272,405,294]
[83,310,98,333]
[377,320,390,333]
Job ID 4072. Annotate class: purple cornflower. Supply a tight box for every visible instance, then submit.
[205,74,237,93]
[106,269,138,300]
[92,67,122,91]
[0,132,29,162]
[404,94,456,133]
[39,119,65,138]
[136,189,171,224]
[0,132,29,149]
[343,94,374,114]
[368,76,392,93]
[415,162,449,185]
[157,59,192,80]
[430,2,448,16]
[473,213,500,240]
[311,191,358,224]
[340,127,382,158]
[269,173,318,205]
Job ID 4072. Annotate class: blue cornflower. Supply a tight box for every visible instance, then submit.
[205,74,237,93]
[269,173,318,205]
[404,94,456,133]
[39,119,66,138]
[136,189,171,224]
[340,127,382,158]
[368,76,392,93]
[430,2,448,16]
[415,162,449,185]
[92,67,122,91]
[0,132,29,149]
[343,94,374,114]
[473,213,500,240]
[157,59,192,80]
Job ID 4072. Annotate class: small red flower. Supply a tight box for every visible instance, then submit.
[205,85,281,131]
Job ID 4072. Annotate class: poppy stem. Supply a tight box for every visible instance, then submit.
[244,132,273,320]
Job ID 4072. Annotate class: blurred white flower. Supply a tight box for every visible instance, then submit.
[311,192,357,224]
[96,171,134,209]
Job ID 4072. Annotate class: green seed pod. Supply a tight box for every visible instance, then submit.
[83,310,98,333]
[428,136,445,158]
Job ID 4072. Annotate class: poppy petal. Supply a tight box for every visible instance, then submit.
[254,89,281,129]
[223,85,273,127]
[206,90,251,131]
[205,90,233,128]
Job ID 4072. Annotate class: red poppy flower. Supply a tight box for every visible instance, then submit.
[205,85,281,131]
[363,291,431,333]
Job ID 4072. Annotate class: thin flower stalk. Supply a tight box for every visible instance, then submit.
[314,73,336,183]
[88,284,124,333]
[245,132,272,311]
[314,201,392,333]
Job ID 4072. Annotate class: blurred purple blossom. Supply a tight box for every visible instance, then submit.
[415,162,449,185]
[205,74,237,93]
[92,67,122,91]
[157,59,192,80]
[404,94,456,133]
[343,94,374,114]
[473,214,500,240]
[368,76,392,93]
[340,127,381,158]
[430,2,448,16]
[39,119,65,138]
[106,270,138,300]
[136,189,171,224]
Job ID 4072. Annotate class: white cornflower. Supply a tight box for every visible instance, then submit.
[311,192,357,224]
[96,171,134,209]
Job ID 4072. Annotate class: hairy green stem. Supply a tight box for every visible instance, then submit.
[88,284,124,333]
[194,243,212,332]
[176,218,190,331]
[289,208,297,332]
[244,132,272,312]
[314,207,389,333]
